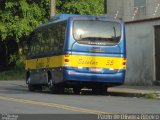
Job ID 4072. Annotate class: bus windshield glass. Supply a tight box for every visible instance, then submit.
[73,20,121,46]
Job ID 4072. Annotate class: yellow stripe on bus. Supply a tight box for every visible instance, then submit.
[25,55,126,70]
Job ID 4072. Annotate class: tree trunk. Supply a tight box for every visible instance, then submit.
[50,0,56,17]
[104,0,107,14]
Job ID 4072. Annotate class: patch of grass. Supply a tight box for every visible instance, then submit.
[144,93,159,99]
[0,69,25,80]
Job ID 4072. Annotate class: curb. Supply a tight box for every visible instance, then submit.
[108,88,160,99]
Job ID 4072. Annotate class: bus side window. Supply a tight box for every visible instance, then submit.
[53,25,59,52]
[43,29,48,54]
[58,22,66,52]
[29,32,36,57]
[40,30,45,54]
[41,30,46,54]
[51,26,54,52]
[48,28,53,53]
[50,28,53,53]
[45,29,50,53]
[30,39,34,56]
[57,23,63,53]
[37,31,43,54]
[60,23,66,49]
[35,32,41,55]
[58,24,62,49]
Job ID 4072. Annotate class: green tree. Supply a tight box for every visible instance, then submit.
[0,0,50,40]
[0,0,50,69]
[56,0,104,15]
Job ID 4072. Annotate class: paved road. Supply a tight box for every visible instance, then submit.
[0,81,160,114]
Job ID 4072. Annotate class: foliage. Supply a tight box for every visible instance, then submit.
[0,0,50,41]
[0,69,25,80]
[0,0,104,42]
[56,0,104,15]
[0,0,50,69]
[144,93,159,99]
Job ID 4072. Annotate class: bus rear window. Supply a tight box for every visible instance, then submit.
[73,20,121,46]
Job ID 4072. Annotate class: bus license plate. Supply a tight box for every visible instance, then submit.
[90,68,102,72]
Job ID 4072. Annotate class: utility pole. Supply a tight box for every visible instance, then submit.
[50,0,56,17]
[104,0,107,14]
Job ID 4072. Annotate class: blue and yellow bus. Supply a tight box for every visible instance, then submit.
[25,14,126,94]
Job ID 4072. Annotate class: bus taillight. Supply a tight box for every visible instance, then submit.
[123,62,126,65]
[65,59,69,62]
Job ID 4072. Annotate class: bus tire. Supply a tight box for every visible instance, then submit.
[48,77,64,94]
[50,85,64,94]
[28,84,42,92]
[28,84,36,91]
[92,86,107,95]
[73,87,81,94]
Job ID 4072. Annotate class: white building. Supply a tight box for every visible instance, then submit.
[107,0,160,85]
[107,0,160,21]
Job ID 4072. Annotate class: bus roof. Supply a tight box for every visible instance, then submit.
[35,14,123,30]
[50,14,120,22]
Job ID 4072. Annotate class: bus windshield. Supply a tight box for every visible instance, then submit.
[73,20,121,46]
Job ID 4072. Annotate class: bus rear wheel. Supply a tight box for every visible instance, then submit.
[49,85,64,94]
[48,79,64,94]
[27,75,42,92]
[73,87,81,94]
[92,86,107,95]
[28,84,42,92]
